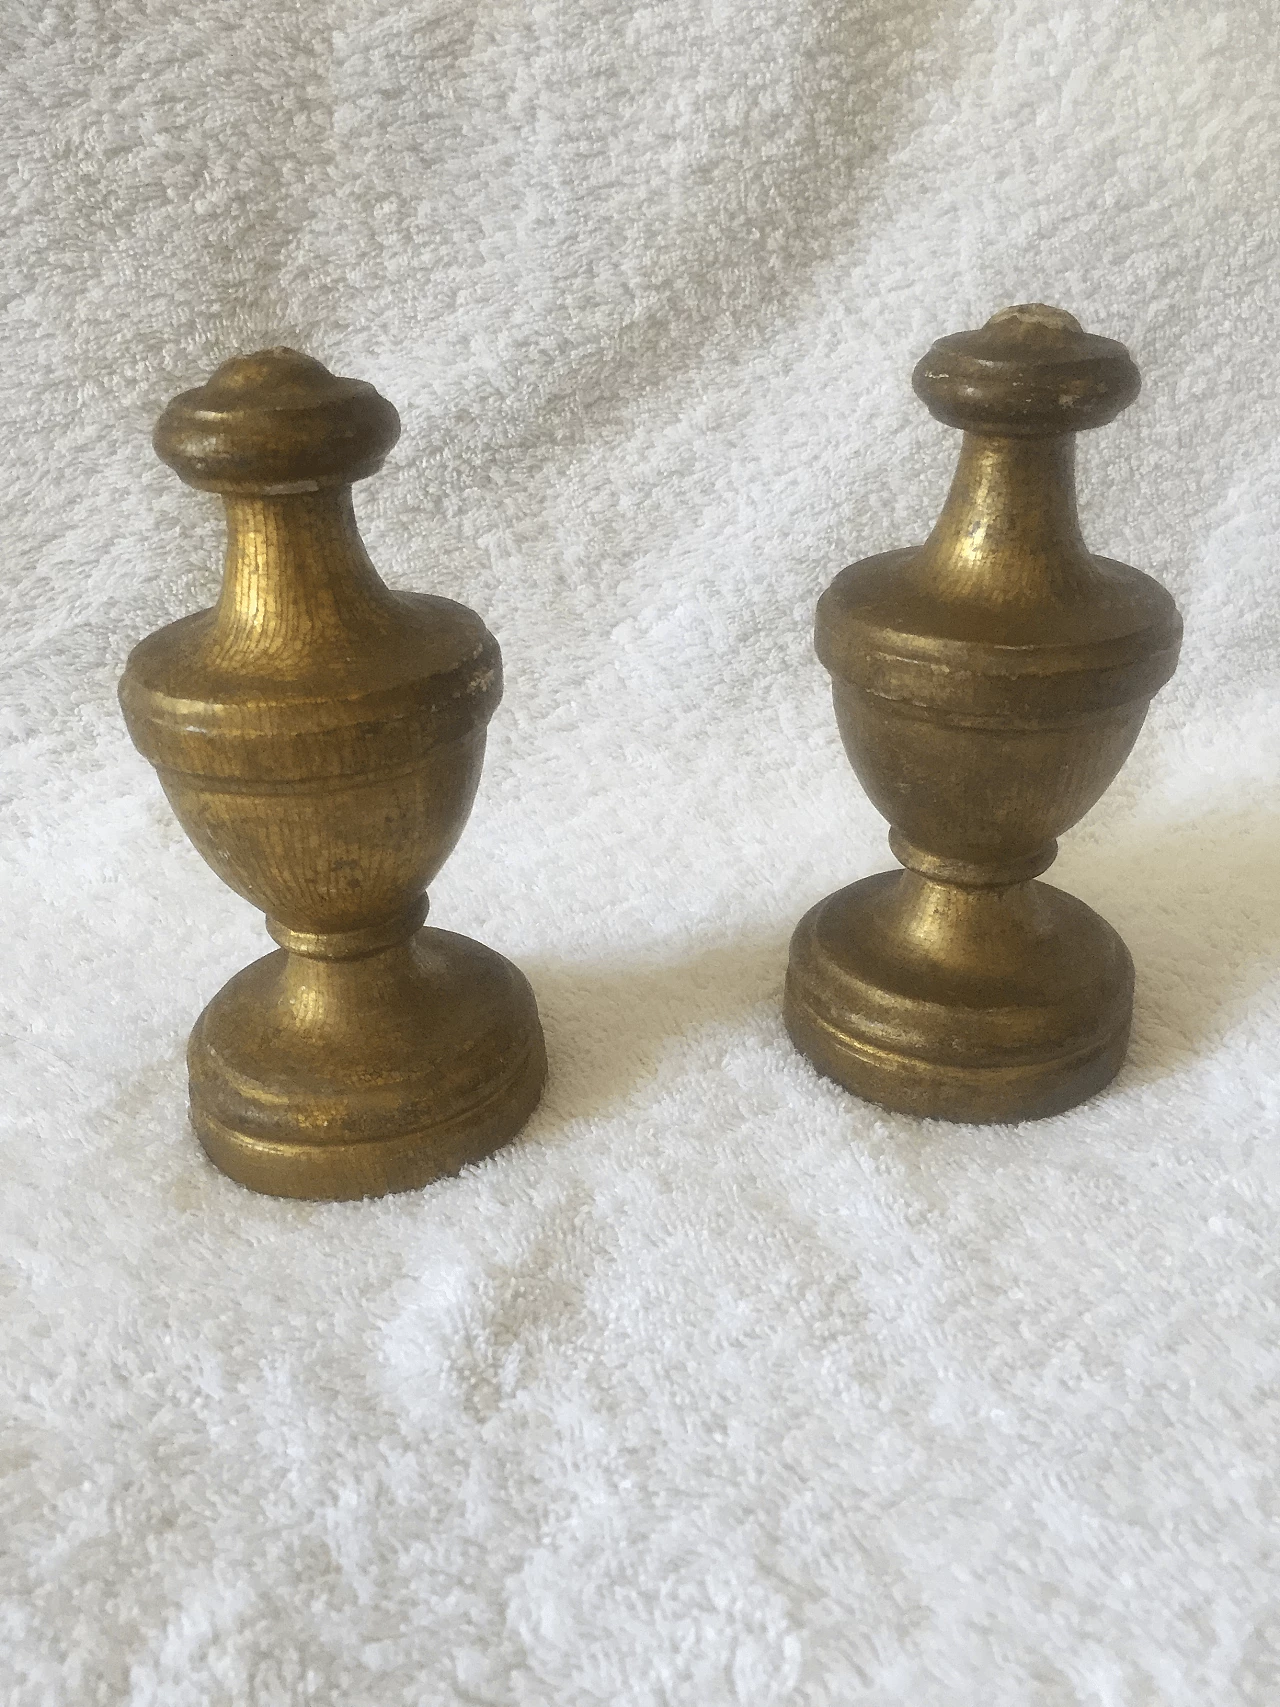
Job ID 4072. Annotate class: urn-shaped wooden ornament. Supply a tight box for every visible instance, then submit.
[785,305,1182,1123]
[120,349,546,1199]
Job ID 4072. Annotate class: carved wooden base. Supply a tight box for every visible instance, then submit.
[188,926,546,1200]
[784,871,1133,1123]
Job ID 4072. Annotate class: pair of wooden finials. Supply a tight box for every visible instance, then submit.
[119,305,1182,1201]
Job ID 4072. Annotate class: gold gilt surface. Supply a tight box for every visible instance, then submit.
[785,305,1182,1122]
[119,349,545,1199]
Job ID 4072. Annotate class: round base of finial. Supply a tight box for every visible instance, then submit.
[187,927,546,1200]
[784,871,1134,1123]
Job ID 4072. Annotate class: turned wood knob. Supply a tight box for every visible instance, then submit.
[121,349,545,1199]
[912,302,1139,436]
[154,345,401,493]
[785,305,1182,1123]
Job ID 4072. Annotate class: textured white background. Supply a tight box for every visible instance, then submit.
[3,2,1279,1702]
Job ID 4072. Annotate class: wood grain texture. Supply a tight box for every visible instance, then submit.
[785,306,1183,1122]
[119,349,545,1198]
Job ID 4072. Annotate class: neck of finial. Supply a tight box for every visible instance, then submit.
[210,487,399,666]
[914,433,1098,607]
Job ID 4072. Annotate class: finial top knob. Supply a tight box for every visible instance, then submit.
[912,303,1140,437]
[153,347,401,495]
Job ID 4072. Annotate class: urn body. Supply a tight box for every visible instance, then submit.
[120,351,545,1197]
[785,308,1181,1122]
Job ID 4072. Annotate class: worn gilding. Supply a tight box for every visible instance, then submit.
[785,305,1181,1122]
[120,349,545,1198]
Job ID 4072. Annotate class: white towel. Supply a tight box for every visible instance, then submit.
[2,2,1277,1700]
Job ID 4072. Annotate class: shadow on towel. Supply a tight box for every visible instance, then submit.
[521,926,791,1127]
[1059,804,1280,1084]
[526,805,1280,1124]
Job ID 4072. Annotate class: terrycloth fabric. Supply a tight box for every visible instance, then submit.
[2,2,1278,1702]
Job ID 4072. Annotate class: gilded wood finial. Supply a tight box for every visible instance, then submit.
[785,306,1182,1122]
[121,350,545,1198]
